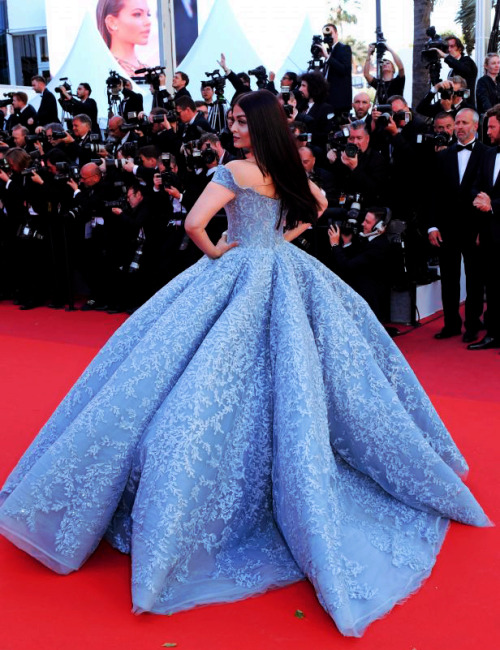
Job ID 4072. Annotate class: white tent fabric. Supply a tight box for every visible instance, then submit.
[43,12,152,124]
[275,16,314,80]
[179,0,263,99]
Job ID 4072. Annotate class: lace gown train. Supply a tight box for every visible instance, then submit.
[0,165,490,637]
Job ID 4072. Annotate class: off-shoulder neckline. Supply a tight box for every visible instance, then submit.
[218,164,280,201]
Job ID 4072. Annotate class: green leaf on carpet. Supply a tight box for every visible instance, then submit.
[162,643,177,648]
[294,609,305,619]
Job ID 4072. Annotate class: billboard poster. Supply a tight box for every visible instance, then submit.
[174,0,198,65]
[45,0,160,79]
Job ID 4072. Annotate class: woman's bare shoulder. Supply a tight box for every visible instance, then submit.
[225,160,265,186]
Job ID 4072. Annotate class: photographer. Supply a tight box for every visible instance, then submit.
[217,53,251,104]
[319,23,352,119]
[433,111,456,144]
[430,35,477,102]
[68,162,112,311]
[175,95,214,147]
[107,115,138,156]
[328,207,392,322]
[363,43,405,104]
[0,147,48,309]
[31,75,59,127]
[327,120,388,206]
[200,81,227,132]
[298,71,334,147]
[428,108,486,342]
[64,113,103,166]
[172,71,191,100]
[119,78,144,118]
[416,76,474,120]
[350,92,372,127]
[58,82,99,134]
[106,181,153,313]
[298,145,336,206]
[7,92,37,133]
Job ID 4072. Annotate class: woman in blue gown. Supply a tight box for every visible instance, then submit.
[0,91,490,637]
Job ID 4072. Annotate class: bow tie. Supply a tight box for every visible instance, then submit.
[456,143,474,152]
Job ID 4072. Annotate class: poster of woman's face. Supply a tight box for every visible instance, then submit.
[45,0,160,79]
[96,0,160,76]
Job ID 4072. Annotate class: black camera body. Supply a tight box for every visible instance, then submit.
[54,78,72,94]
[248,65,268,89]
[416,132,452,148]
[204,69,227,101]
[0,92,14,108]
[54,161,80,182]
[134,66,166,91]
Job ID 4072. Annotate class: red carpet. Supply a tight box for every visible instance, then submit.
[0,303,498,650]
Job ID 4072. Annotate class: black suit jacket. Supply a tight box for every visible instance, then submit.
[473,145,500,244]
[37,90,60,127]
[324,42,352,112]
[430,140,488,243]
[330,234,391,320]
[445,54,478,101]
[9,105,38,132]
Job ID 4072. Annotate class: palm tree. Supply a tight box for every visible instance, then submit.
[412,0,436,107]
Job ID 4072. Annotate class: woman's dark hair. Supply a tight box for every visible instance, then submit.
[234,90,320,228]
[96,0,125,47]
[283,71,298,89]
[299,71,329,104]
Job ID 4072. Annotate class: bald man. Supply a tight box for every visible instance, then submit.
[350,92,373,129]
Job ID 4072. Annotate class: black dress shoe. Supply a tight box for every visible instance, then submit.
[467,336,500,350]
[19,302,42,311]
[462,331,479,343]
[434,327,461,340]
[47,302,65,310]
[80,299,97,311]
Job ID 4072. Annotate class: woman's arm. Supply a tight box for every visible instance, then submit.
[184,182,239,259]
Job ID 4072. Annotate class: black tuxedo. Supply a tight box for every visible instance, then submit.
[472,146,500,337]
[174,87,191,101]
[36,89,59,127]
[324,42,352,115]
[329,234,391,321]
[59,96,99,133]
[306,101,334,147]
[430,141,487,333]
[119,88,144,119]
[179,114,214,145]
[8,105,38,132]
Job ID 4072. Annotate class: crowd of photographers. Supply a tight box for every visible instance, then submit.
[0,25,498,347]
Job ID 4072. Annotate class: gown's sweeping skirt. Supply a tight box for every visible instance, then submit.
[0,166,490,637]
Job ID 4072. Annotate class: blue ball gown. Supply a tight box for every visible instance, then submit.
[0,165,490,637]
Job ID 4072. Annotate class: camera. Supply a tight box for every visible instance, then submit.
[160,169,176,188]
[106,70,122,91]
[54,78,72,94]
[0,92,14,108]
[134,66,166,91]
[203,69,227,101]
[50,130,67,140]
[128,232,146,272]
[421,27,448,85]
[25,133,48,144]
[0,158,10,171]
[416,132,452,148]
[248,65,268,89]
[54,161,80,182]
[104,197,128,209]
[200,142,217,165]
[327,126,350,152]
[374,104,393,129]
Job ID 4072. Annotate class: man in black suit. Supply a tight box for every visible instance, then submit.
[175,95,214,146]
[320,23,352,119]
[416,76,474,120]
[58,83,99,133]
[431,35,477,104]
[328,120,388,206]
[328,207,392,322]
[8,92,37,133]
[298,145,336,205]
[31,76,59,127]
[469,104,500,350]
[298,71,334,148]
[172,72,191,100]
[428,108,486,342]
